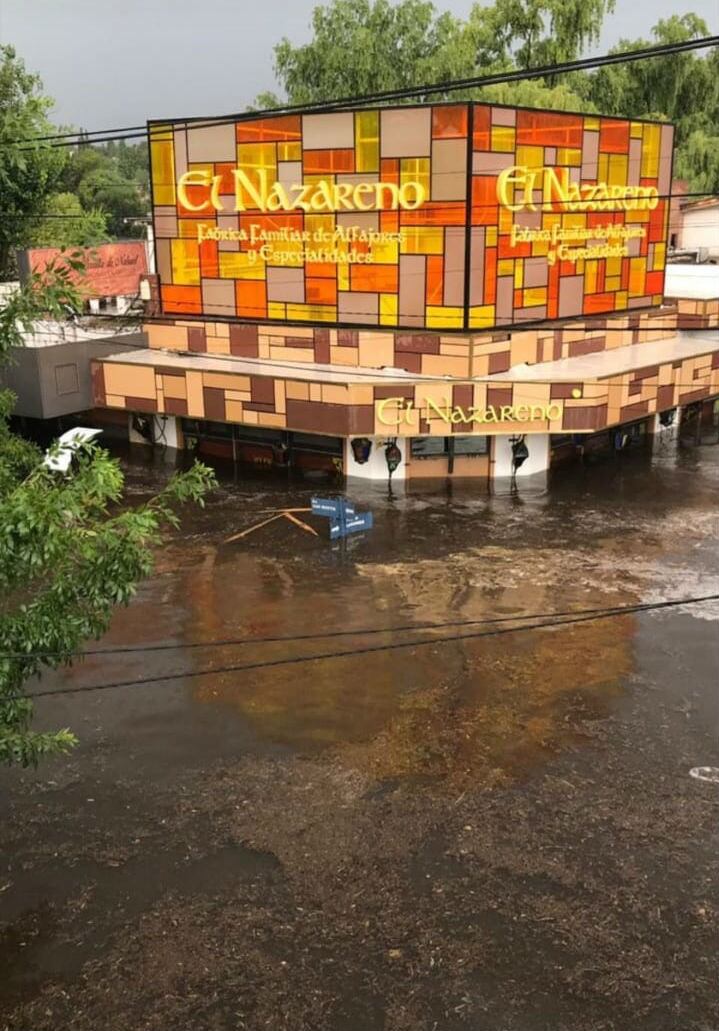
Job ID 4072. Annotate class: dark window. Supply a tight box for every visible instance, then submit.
[452,435,489,456]
[411,436,448,458]
[290,432,343,455]
[411,436,488,458]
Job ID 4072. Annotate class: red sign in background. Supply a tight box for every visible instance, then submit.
[23,242,148,299]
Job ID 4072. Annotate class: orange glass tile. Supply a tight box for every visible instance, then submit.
[645,270,664,294]
[473,105,491,151]
[236,115,302,142]
[306,277,338,305]
[176,182,212,219]
[498,235,530,260]
[380,210,399,232]
[516,110,582,149]
[432,104,468,139]
[426,255,444,304]
[304,148,355,173]
[350,264,398,293]
[213,162,236,194]
[401,202,466,226]
[235,279,267,318]
[514,289,523,308]
[199,240,219,278]
[161,284,202,314]
[471,176,498,226]
[484,248,497,304]
[597,264,605,292]
[380,159,399,183]
[620,258,629,290]
[584,292,615,314]
[599,120,630,154]
[305,261,336,279]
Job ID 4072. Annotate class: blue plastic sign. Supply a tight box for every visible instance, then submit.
[312,497,372,539]
[311,497,343,518]
[344,512,373,534]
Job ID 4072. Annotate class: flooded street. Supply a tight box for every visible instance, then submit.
[1,444,719,1031]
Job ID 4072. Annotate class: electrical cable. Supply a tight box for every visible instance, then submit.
[22,592,719,699]
[10,33,719,151]
[3,591,718,662]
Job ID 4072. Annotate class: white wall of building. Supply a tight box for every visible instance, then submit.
[344,435,406,481]
[491,434,550,479]
[680,205,719,253]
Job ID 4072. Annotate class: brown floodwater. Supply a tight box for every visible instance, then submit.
[1,441,718,1031]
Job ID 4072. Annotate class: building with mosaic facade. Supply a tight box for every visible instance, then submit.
[90,101,719,483]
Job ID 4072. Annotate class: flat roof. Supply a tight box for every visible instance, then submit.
[100,348,443,385]
[489,331,718,382]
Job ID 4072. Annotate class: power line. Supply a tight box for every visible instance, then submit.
[12,35,719,152]
[24,593,719,700]
[3,592,716,661]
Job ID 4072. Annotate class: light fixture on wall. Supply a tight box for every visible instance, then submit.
[384,439,402,477]
[350,437,372,464]
[510,434,529,471]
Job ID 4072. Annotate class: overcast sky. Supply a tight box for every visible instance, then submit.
[1,0,717,131]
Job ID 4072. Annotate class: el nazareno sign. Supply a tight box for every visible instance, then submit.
[149,103,673,331]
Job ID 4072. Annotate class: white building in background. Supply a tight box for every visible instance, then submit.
[679,197,719,259]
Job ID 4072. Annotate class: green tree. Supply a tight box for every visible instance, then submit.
[0,264,216,767]
[252,0,611,109]
[587,16,719,191]
[0,44,67,280]
[28,192,109,248]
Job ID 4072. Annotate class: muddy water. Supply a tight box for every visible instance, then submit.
[1,444,718,1031]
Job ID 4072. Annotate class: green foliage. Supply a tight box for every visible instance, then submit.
[27,192,109,248]
[58,141,149,239]
[0,271,216,767]
[0,44,67,280]
[255,0,718,191]
[253,0,613,110]
[586,16,719,191]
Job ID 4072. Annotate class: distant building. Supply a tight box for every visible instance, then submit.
[678,197,719,259]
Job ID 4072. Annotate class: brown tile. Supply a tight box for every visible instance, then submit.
[394,351,422,373]
[285,399,347,434]
[373,385,414,401]
[337,329,359,347]
[348,406,375,434]
[568,336,605,358]
[314,329,331,364]
[678,386,710,404]
[230,324,259,357]
[91,362,105,405]
[202,386,226,421]
[250,376,275,405]
[488,350,510,374]
[452,384,474,409]
[619,400,649,421]
[550,383,582,399]
[628,381,642,396]
[126,395,158,413]
[164,396,188,416]
[188,326,207,353]
[486,387,513,408]
[562,404,608,431]
[394,333,440,354]
[656,384,675,410]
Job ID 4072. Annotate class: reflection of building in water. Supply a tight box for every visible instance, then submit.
[190,544,637,789]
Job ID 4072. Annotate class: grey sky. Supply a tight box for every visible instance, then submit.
[1,0,717,131]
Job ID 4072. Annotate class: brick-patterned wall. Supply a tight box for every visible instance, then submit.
[141,305,684,380]
[92,343,719,439]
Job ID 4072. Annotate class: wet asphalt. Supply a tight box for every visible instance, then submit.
[1,436,718,1031]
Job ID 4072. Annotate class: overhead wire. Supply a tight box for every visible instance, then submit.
[23,593,719,699]
[9,33,719,151]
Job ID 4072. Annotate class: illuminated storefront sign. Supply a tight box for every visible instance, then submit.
[178,168,426,214]
[149,103,673,330]
[377,396,563,427]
